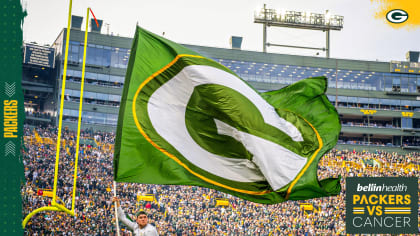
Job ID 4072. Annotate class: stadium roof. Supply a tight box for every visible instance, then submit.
[185,44,390,73]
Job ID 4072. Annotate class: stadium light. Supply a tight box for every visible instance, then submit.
[254,7,343,30]
[254,4,344,58]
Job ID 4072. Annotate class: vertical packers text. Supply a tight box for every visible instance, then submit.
[4,100,18,138]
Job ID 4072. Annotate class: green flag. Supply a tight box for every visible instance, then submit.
[114,26,341,204]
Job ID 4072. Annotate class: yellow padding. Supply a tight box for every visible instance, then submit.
[299,203,314,211]
[215,198,229,206]
[137,194,155,202]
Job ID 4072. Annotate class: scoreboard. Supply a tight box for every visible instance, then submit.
[23,44,55,68]
[390,61,420,74]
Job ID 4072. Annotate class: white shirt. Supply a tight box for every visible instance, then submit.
[117,206,159,236]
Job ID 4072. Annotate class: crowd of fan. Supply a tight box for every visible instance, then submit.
[22,125,419,235]
[337,138,420,147]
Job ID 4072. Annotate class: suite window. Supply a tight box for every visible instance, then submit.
[392,78,400,92]
[417,78,420,93]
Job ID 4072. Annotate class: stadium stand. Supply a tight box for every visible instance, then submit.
[22,125,419,235]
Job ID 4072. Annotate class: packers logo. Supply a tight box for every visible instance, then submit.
[386,9,408,24]
[133,56,319,192]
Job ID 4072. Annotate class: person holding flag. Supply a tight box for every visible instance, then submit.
[112,196,159,236]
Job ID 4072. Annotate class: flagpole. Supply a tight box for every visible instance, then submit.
[114,181,121,236]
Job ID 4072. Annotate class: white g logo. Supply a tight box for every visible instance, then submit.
[147,65,308,190]
[386,9,408,24]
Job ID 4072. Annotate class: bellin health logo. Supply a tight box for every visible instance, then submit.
[346,177,418,234]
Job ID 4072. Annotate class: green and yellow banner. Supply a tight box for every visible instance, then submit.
[114,27,341,204]
[0,0,26,234]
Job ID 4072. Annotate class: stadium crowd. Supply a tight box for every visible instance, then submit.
[22,125,419,235]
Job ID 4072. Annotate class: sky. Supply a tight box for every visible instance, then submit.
[22,0,420,62]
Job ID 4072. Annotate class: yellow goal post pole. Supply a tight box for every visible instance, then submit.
[23,0,73,229]
[52,0,73,206]
[22,206,73,229]
[71,6,90,213]
[22,1,90,229]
